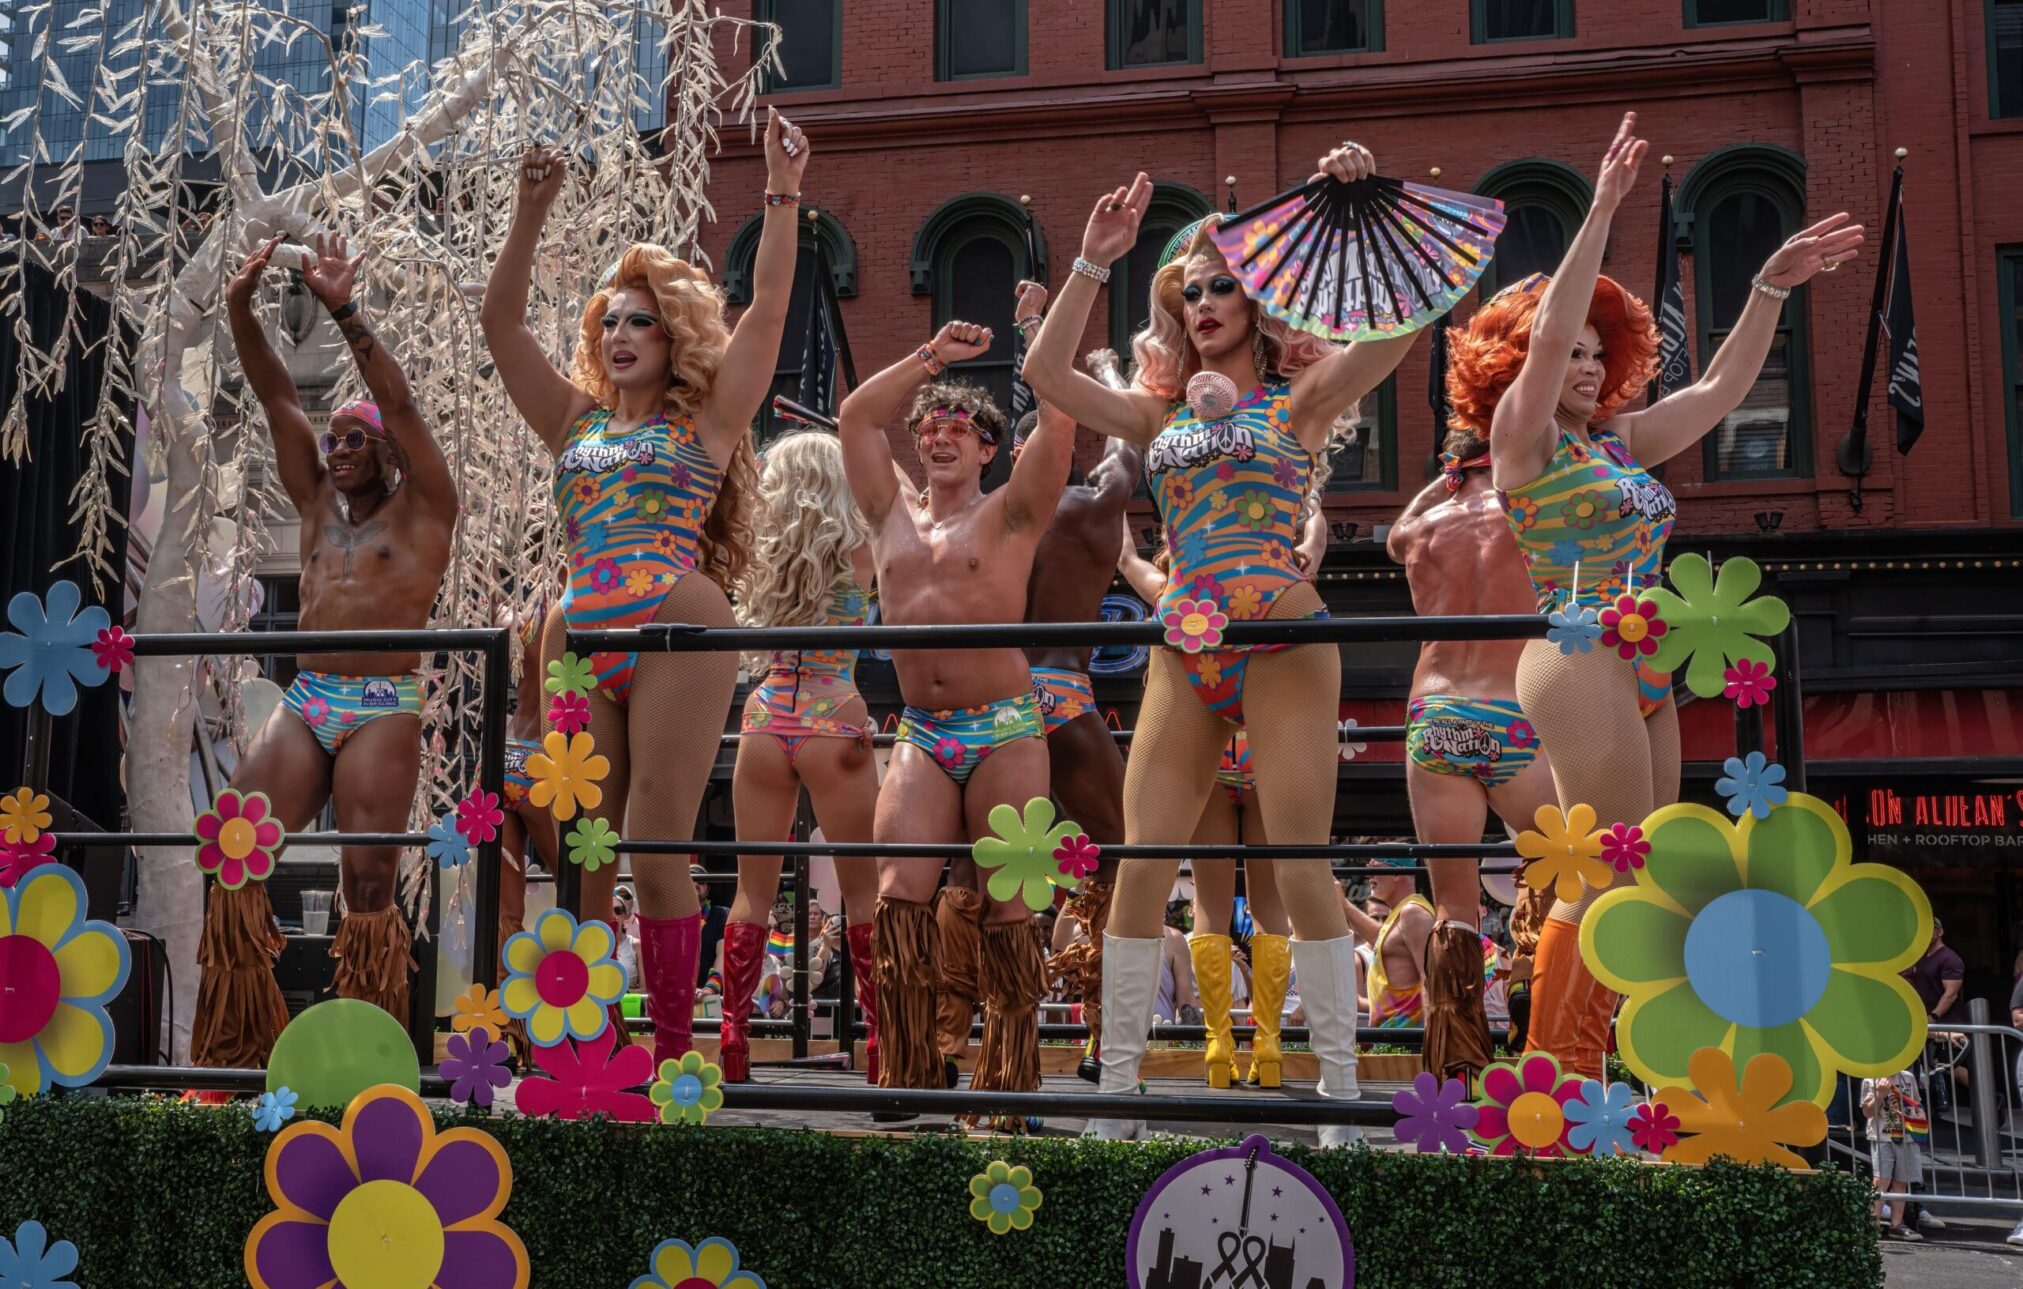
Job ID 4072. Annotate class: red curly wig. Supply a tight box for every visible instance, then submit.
[1445,273,1660,437]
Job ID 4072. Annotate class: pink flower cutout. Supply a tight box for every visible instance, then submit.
[1629,1099,1681,1153]
[456,789,504,845]
[193,789,284,889]
[1723,658,1778,709]
[1598,822,1649,874]
[515,1025,656,1122]
[933,737,966,771]
[1598,594,1667,661]
[0,831,56,887]
[1161,598,1228,654]
[548,691,591,734]
[92,625,134,671]
[1053,834,1100,880]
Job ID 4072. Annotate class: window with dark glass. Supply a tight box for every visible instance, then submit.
[937,231,1020,416]
[1684,0,1787,26]
[940,0,1026,79]
[1992,0,2023,118]
[1108,0,1201,68]
[1695,186,1811,478]
[1471,0,1573,43]
[1325,374,1396,492]
[758,0,839,92]
[1287,0,1381,56]
[1998,249,2023,514]
[1108,185,1212,355]
[1473,162,1588,297]
[752,246,822,447]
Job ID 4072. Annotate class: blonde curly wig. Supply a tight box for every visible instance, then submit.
[737,431,870,637]
[570,242,757,591]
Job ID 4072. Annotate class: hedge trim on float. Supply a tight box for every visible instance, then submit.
[0,1096,1880,1288]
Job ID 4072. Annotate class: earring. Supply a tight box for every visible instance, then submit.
[1253,330,1269,376]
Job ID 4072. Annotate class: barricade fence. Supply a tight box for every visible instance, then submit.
[16,611,1806,1136]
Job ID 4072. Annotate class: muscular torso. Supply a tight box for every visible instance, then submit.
[296,486,454,676]
[873,489,1039,710]
[1023,488,1127,674]
[1395,477,1534,703]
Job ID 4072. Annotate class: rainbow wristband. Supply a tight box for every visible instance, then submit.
[765,192,800,208]
[917,344,946,377]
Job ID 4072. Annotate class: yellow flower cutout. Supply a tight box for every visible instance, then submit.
[1,788,50,845]
[650,1051,725,1126]
[1655,1048,1827,1169]
[968,1160,1042,1235]
[451,983,508,1035]
[500,910,626,1047]
[0,862,130,1096]
[525,731,608,822]
[1515,803,1612,903]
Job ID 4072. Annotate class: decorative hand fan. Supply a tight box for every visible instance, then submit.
[1209,176,1506,342]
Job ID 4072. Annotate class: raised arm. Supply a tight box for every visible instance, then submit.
[1610,212,1863,465]
[300,233,456,520]
[1295,498,1329,575]
[1489,112,1646,488]
[1023,175,1167,445]
[1342,898,1383,947]
[225,235,322,517]
[1001,282,1074,531]
[700,109,813,454]
[480,144,592,454]
[837,321,993,526]
[1115,514,1167,604]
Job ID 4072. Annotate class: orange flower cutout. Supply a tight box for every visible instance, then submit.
[1515,803,1612,903]
[452,982,509,1035]
[1656,1048,1827,1169]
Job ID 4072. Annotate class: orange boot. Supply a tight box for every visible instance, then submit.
[1522,916,1596,1071]
[1574,981,1620,1080]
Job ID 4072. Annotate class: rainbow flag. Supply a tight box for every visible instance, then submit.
[767,930,794,958]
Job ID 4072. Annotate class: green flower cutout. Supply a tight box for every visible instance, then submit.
[1579,792,1932,1108]
[968,1160,1042,1235]
[1641,554,1791,700]
[651,1051,724,1125]
[546,652,596,699]
[973,797,1080,911]
[0,1063,14,1125]
[566,817,619,870]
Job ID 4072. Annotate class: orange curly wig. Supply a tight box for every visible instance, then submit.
[1445,273,1659,437]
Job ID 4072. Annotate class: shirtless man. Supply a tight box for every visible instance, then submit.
[838,298,1072,1099]
[1385,424,1559,1087]
[218,232,457,1033]
[1344,860,1433,1030]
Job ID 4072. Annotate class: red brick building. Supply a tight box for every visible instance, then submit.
[691,1,2023,995]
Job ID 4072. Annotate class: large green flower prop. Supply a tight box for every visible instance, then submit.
[1642,554,1790,700]
[973,798,1080,912]
[1580,793,1930,1107]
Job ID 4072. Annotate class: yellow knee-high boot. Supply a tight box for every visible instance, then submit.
[1244,933,1289,1089]
[1189,933,1235,1089]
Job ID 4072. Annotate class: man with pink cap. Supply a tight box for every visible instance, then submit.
[197,231,457,1065]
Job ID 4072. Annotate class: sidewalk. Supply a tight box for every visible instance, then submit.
[1883,1213,2023,1287]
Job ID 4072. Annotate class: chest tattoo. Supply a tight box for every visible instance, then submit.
[321,519,388,576]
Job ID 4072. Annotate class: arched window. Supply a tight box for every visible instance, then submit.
[1109,181,1213,355]
[910,194,1047,447]
[722,209,858,444]
[1680,145,1813,479]
[1473,159,1590,296]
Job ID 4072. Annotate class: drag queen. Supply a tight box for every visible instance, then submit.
[481,109,810,1065]
[722,431,881,1083]
[1024,142,1419,1142]
[1456,112,1861,1073]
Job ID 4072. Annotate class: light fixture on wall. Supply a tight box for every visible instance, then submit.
[1754,510,1785,534]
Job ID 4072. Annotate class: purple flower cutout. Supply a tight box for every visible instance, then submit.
[440,1025,512,1110]
[1392,1070,1479,1154]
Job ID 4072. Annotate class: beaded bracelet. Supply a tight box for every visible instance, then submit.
[1013,315,1043,335]
[1071,256,1111,285]
[917,344,946,377]
[1750,274,1791,302]
[765,192,801,208]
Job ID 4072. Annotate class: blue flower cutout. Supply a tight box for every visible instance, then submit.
[1545,537,1587,567]
[1564,1078,1638,1157]
[0,1219,80,1289]
[0,583,112,717]
[427,809,471,868]
[254,1086,298,1132]
[1547,603,1603,656]
[1716,751,1789,820]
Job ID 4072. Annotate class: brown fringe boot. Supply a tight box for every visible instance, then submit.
[1423,920,1497,1092]
[971,921,1045,1099]
[934,886,983,1076]
[329,904,418,1024]
[191,883,291,1068]
[873,897,944,1090]
[1045,877,1112,1082]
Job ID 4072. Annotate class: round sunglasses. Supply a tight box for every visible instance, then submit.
[319,428,376,455]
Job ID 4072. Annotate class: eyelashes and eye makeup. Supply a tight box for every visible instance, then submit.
[601,311,662,332]
[1180,276,1240,304]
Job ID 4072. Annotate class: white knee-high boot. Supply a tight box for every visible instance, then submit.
[1084,933,1162,1141]
[1291,934,1364,1147]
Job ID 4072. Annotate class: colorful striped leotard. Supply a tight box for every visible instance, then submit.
[554,406,723,707]
[1146,381,1320,724]
[741,578,875,761]
[1213,729,1254,802]
[1498,426,1677,716]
